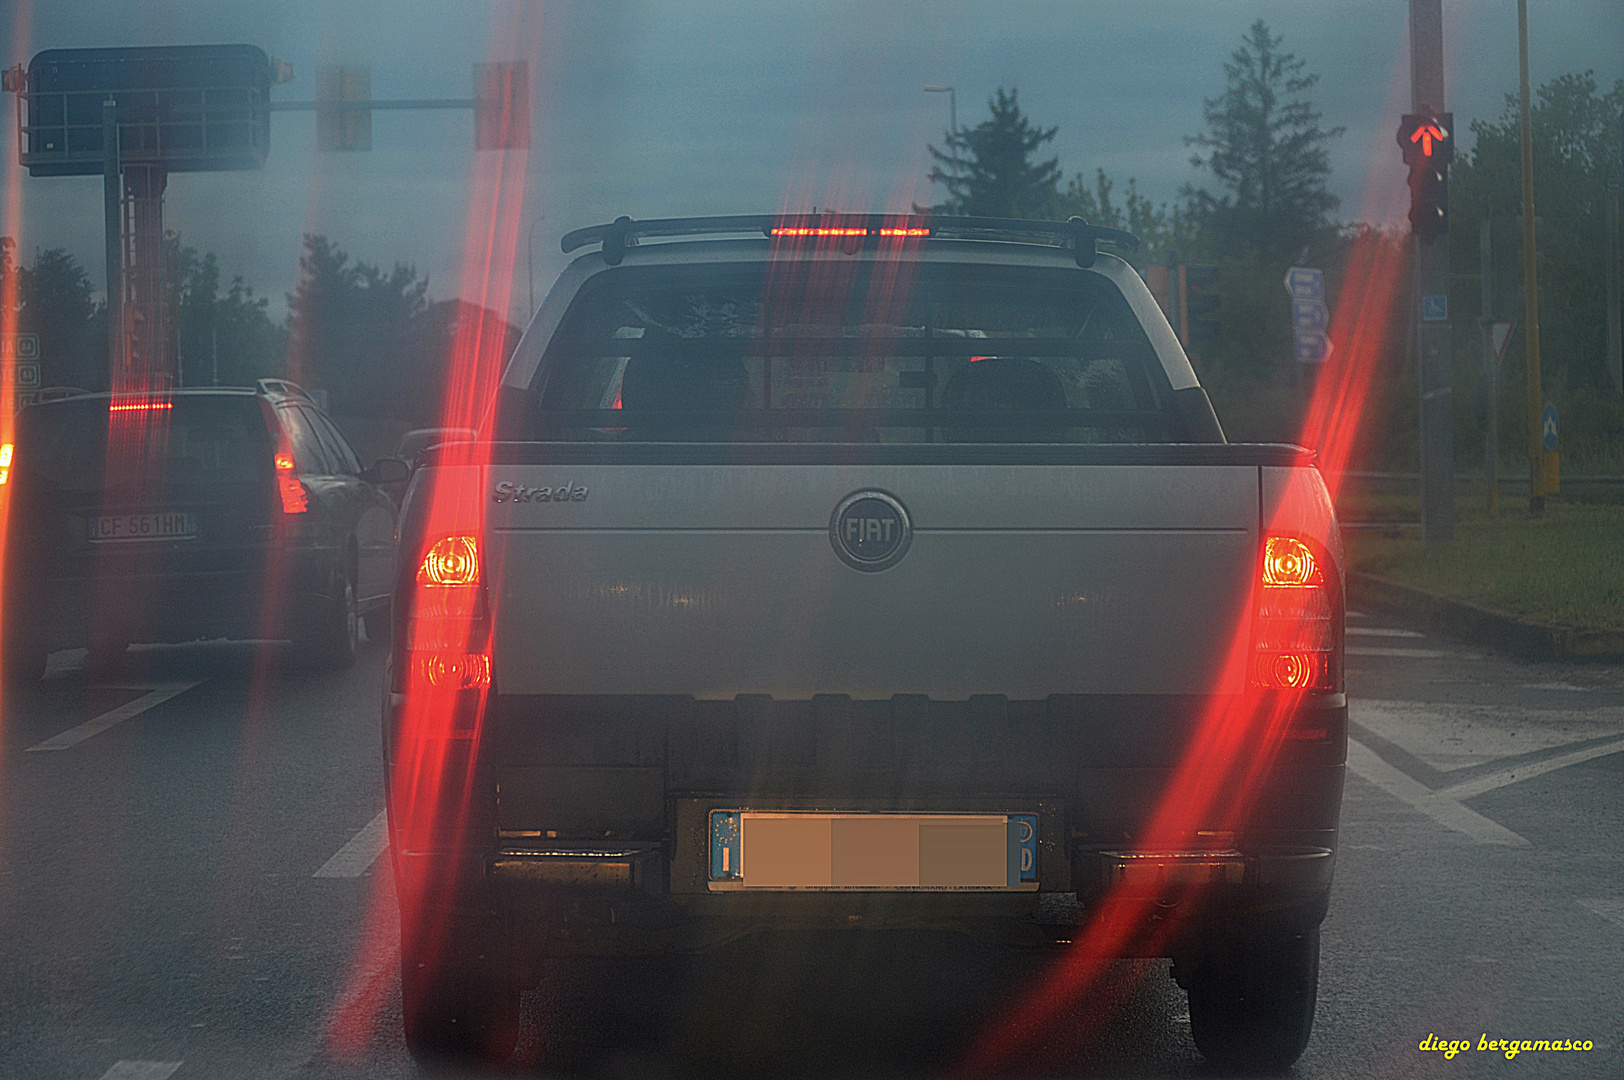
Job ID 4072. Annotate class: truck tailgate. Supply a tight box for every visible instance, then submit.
[482,462,1258,698]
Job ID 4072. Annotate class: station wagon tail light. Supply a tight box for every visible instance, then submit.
[1252,535,1338,691]
[0,442,12,485]
[274,449,308,514]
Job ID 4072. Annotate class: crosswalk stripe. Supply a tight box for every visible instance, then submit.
[314,810,389,878]
[1441,736,1624,800]
[97,1063,182,1080]
[25,682,202,752]
[1346,738,1529,847]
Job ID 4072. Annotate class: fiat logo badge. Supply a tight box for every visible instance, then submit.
[830,490,912,572]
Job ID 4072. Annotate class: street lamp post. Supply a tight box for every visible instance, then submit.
[923,85,956,134]
[527,213,546,323]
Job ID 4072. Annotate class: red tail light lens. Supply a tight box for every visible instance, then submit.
[275,450,308,514]
[409,650,492,690]
[1252,535,1337,691]
[418,535,480,586]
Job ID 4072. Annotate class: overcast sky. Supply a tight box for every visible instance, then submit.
[4,0,1620,325]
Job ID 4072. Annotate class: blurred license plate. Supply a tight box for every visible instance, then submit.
[89,512,198,542]
[708,811,1039,891]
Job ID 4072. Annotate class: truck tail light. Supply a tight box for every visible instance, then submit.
[1251,535,1338,691]
[408,650,492,690]
[0,442,12,485]
[418,535,480,586]
[275,450,308,514]
[395,534,491,698]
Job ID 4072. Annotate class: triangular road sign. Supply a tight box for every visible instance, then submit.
[1490,319,1516,363]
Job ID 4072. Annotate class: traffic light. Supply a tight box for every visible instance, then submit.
[1398,112,1453,242]
[474,62,529,151]
[1182,264,1220,357]
[317,65,372,152]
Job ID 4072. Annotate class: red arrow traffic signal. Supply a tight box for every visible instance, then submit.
[1398,112,1454,166]
[1409,122,1446,156]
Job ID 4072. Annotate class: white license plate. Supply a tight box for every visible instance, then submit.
[89,512,198,543]
[708,811,1039,891]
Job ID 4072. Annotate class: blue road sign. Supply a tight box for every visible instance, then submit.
[1284,267,1323,301]
[1295,333,1331,364]
[1542,402,1559,452]
[1422,294,1449,321]
[1292,299,1329,333]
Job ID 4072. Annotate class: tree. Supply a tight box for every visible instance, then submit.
[286,234,430,416]
[0,244,103,390]
[925,88,1063,218]
[1054,167,1198,266]
[166,233,287,387]
[1182,19,1343,260]
[1450,70,1624,406]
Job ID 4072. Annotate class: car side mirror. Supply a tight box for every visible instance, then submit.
[363,457,411,485]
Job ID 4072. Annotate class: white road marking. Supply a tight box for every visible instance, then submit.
[1347,627,1425,639]
[25,682,202,752]
[1345,738,1529,846]
[1345,610,1368,619]
[98,1063,182,1080]
[1347,647,1480,659]
[1578,898,1624,927]
[1352,699,1624,773]
[1440,736,1624,800]
[1518,681,1592,692]
[314,810,389,878]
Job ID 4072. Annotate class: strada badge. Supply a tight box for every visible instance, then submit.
[830,490,912,571]
[492,481,588,504]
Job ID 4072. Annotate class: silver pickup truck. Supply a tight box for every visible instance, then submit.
[384,215,1345,1070]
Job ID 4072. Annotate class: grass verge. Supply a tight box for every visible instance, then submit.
[1345,501,1624,632]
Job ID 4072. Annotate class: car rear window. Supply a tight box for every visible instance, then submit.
[520,263,1175,443]
[16,396,274,492]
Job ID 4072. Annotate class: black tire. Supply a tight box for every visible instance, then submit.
[401,921,521,1070]
[362,597,391,646]
[292,558,358,670]
[1186,923,1320,1073]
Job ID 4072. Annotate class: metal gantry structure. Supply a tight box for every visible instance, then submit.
[3,45,529,394]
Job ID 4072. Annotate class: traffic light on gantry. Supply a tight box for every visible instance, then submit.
[1398,112,1453,242]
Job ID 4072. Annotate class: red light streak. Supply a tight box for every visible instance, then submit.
[107,399,173,412]
[322,6,541,1059]
[957,148,1410,1079]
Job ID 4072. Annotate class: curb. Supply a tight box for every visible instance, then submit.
[1347,573,1624,663]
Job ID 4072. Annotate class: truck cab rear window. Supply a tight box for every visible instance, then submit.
[524,265,1175,443]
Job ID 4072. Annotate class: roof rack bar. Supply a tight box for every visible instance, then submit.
[560,214,1138,268]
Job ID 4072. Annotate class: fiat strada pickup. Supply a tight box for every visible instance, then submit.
[384,214,1346,1070]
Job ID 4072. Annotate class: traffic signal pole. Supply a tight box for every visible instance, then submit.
[1410,0,1453,541]
[1516,0,1545,513]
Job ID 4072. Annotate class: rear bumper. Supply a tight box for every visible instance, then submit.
[7,545,339,649]
[386,691,1346,957]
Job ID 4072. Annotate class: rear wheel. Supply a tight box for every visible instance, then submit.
[362,597,391,646]
[401,917,522,1070]
[1184,922,1320,1073]
[292,559,358,670]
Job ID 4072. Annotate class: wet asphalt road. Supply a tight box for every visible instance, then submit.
[0,612,1619,1080]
